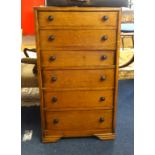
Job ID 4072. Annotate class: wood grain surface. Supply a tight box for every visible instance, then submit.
[43,90,114,109]
[38,11,117,29]
[39,29,116,50]
[42,69,115,88]
[34,7,121,142]
[41,50,115,67]
[45,110,113,130]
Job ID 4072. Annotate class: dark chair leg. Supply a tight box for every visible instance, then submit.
[122,36,125,50]
[132,35,134,48]
[33,64,38,75]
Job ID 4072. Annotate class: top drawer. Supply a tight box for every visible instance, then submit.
[38,11,118,29]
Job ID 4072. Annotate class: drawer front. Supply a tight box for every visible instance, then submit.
[42,69,115,88]
[44,90,114,109]
[40,30,116,50]
[38,12,117,28]
[45,110,113,130]
[41,51,115,67]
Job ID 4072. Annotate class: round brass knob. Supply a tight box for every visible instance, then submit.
[53,119,59,124]
[102,16,109,21]
[100,96,105,102]
[99,117,104,123]
[49,56,56,62]
[51,76,57,82]
[51,96,57,103]
[101,55,107,60]
[48,35,55,41]
[100,75,106,81]
[48,15,54,21]
[101,35,108,41]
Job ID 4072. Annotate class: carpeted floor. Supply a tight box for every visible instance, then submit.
[21,79,134,155]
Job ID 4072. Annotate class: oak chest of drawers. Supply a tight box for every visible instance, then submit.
[34,7,121,143]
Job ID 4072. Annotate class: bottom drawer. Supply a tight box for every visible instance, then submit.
[45,110,113,130]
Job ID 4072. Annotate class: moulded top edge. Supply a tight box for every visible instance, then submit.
[34,6,121,12]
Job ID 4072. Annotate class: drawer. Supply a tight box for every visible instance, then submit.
[45,110,113,130]
[39,30,116,50]
[44,90,114,109]
[42,69,115,88]
[41,51,115,67]
[38,11,117,28]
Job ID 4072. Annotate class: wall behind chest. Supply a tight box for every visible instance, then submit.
[21,0,45,35]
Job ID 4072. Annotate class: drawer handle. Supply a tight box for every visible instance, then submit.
[101,35,108,41]
[99,117,104,123]
[53,119,59,124]
[102,16,109,21]
[100,96,105,102]
[48,35,55,41]
[100,75,106,81]
[100,55,107,60]
[48,15,54,21]
[51,76,57,82]
[51,96,58,103]
[49,56,56,62]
